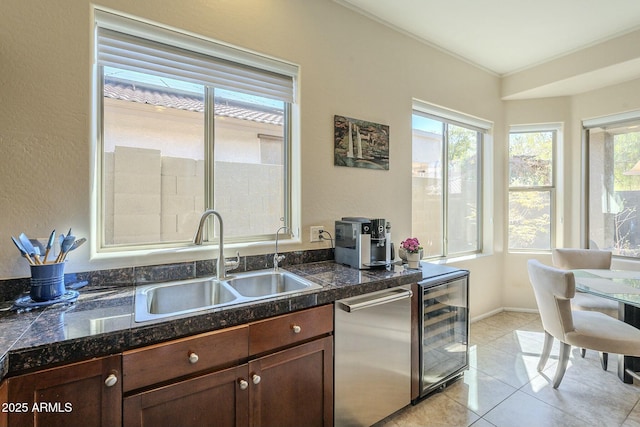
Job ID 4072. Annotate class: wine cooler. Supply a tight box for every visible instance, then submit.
[416,264,469,400]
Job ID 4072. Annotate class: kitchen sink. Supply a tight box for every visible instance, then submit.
[135,278,239,322]
[225,271,320,297]
[147,278,238,314]
[134,270,321,322]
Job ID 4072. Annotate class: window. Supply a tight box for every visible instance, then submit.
[94,10,297,251]
[411,101,488,258]
[508,126,558,251]
[585,112,640,257]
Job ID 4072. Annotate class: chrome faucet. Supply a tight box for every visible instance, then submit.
[273,226,290,271]
[193,209,239,280]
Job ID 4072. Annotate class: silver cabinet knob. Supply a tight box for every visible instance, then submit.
[188,352,199,364]
[292,324,302,334]
[239,379,249,390]
[252,374,261,385]
[104,373,118,387]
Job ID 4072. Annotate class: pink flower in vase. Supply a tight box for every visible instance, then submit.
[400,237,422,254]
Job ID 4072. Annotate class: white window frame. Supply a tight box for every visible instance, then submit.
[411,100,491,259]
[91,8,301,256]
[507,123,562,252]
[583,111,640,257]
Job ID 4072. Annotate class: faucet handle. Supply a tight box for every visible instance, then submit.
[273,253,286,271]
[224,251,241,273]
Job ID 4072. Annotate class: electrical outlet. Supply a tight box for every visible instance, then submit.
[310,226,323,242]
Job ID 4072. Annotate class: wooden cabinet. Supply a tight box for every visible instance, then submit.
[123,305,334,427]
[1,378,7,427]
[122,325,249,393]
[0,304,333,427]
[249,336,332,427]
[2,355,121,427]
[249,305,333,356]
[123,365,249,427]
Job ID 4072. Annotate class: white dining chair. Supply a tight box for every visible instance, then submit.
[527,259,640,388]
[551,248,617,370]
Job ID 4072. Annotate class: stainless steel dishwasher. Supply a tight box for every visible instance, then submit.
[334,286,413,427]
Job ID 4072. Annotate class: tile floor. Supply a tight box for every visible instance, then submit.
[378,311,640,427]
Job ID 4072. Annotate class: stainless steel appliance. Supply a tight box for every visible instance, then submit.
[416,264,469,399]
[334,217,392,269]
[334,286,413,426]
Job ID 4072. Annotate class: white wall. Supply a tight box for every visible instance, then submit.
[501,78,640,310]
[6,0,639,318]
[0,0,509,318]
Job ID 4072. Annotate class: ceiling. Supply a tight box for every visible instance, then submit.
[336,0,640,98]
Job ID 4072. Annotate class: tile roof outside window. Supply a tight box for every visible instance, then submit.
[103,81,284,126]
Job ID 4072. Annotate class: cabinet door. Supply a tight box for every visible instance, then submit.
[1,379,7,427]
[123,364,249,427]
[249,336,333,427]
[6,355,121,427]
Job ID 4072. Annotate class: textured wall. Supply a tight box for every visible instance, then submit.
[1,0,505,317]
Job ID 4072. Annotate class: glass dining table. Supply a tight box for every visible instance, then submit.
[573,268,640,383]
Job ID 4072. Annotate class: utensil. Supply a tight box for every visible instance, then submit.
[32,245,42,264]
[19,233,41,264]
[43,230,56,263]
[55,234,75,263]
[65,238,86,259]
[29,239,45,254]
[11,236,34,265]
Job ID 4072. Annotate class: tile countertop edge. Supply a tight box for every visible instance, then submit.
[0,262,423,380]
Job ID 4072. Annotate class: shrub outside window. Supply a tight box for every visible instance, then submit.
[508,127,557,251]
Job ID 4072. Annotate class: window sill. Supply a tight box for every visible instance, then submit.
[424,252,493,265]
[90,238,302,263]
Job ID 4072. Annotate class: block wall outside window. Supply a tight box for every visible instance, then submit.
[102,95,285,246]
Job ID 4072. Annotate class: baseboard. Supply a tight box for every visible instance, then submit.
[470,307,503,323]
[470,307,539,323]
[503,307,539,314]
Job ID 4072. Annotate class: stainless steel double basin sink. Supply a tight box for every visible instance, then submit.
[134,270,321,322]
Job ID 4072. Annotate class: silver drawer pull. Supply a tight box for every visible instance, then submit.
[239,379,249,390]
[292,324,302,334]
[188,352,199,364]
[339,289,413,313]
[252,374,261,385]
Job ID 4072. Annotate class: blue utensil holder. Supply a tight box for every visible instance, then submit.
[30,262,65,302]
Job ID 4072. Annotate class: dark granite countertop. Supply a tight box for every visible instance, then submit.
[0,261,422,381]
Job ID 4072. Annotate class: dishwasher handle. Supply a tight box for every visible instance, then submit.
[338,288,413,313]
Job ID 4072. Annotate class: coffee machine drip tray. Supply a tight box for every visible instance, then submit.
[363,261,390,268]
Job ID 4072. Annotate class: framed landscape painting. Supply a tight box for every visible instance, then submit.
[334,115,389,170]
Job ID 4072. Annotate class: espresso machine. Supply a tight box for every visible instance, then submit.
[335,217,392,269]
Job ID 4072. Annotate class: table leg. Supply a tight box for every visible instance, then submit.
[618,302,640,383]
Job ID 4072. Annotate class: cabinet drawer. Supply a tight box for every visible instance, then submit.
[123,325,248,392]
[249,304,333,356]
